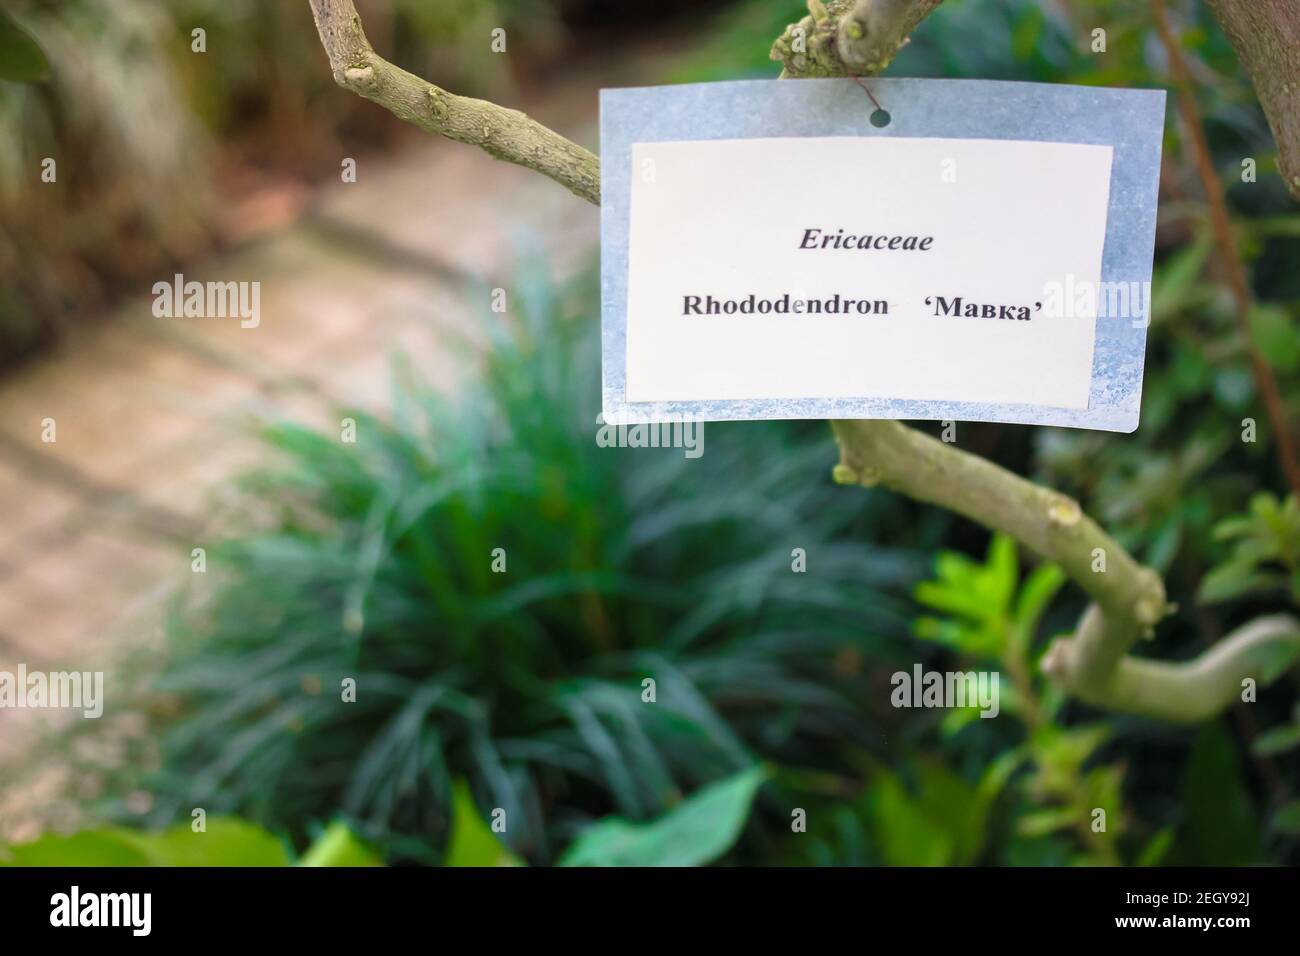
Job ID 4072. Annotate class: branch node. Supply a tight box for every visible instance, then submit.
[426,87,450,121]
[1047,496,1082,528]
[1039,638,1070,677]
[1133,572,1169,634]
[343,64,375,90]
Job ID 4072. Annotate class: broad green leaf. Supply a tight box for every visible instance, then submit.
[0,819,291,867]
[0,831,153,867]
[445,780,522,867]
[559,766,766,867]
[0,9,49,83]
[298,821,382,867]
[121,818,291,867]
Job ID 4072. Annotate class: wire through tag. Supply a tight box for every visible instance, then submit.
[851,74,891,127]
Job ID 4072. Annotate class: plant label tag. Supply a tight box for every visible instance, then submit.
[600,79,1165,432]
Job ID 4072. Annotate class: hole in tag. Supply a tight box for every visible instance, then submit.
[869,109,891,129]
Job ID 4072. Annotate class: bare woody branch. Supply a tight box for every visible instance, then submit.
[1044,613,1300,724]
[771,0,944,78]
[1206,0,1300,202]
[307,0,599,204]
[833,421,1300,722]
[831,419,1167,675]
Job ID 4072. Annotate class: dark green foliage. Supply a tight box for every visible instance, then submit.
[1201,493,1300,605]
[1177,724,1263,865]
[134,266,924,864]
[0,8,48,83]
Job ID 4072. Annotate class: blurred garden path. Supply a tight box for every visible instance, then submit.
[0,69,606,823]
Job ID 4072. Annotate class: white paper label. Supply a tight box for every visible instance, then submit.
[624,136,1114,411]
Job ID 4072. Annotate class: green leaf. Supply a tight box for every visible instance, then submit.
[913,536,1053,661]
[868,769,953,866]
[0,9,49,83]
[0,831,153,867]
[1136,827,1175,867]
[939,702,983,737]
[915,576,986,621]
[917,756,1009,865]
[122,818,291,867]
[1249,304,1300,374]
[1197,563,1284,605]
[986,534,1019,609]
[1010,5,1044,62]
[1031,723,1110,780]
[1251,721,1300,758]
[913,613,1000,656]
[1179,723,1261,865]
[0,819,291,867]
[298,821,383,867]
[445,780,523,867]
[1271,800,1300,835]
[1151,231,1211,321]
[1016,807,1079,838]
[1247,215,1300,239]
[559,766,766,867]
[1014,563,1066,647]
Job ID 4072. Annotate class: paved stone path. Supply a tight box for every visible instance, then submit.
[0,79,603,836]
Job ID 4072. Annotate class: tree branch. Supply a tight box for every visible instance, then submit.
[831,421,1167,628]
[830,420,1168,676]
[772,0,944,78]
[1043,614,1300,723]
[1206,0,1300,202]
[306,0,599,204]
[832,418,1300,721]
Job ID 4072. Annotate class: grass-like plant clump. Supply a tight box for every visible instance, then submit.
[131,266,926,864]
